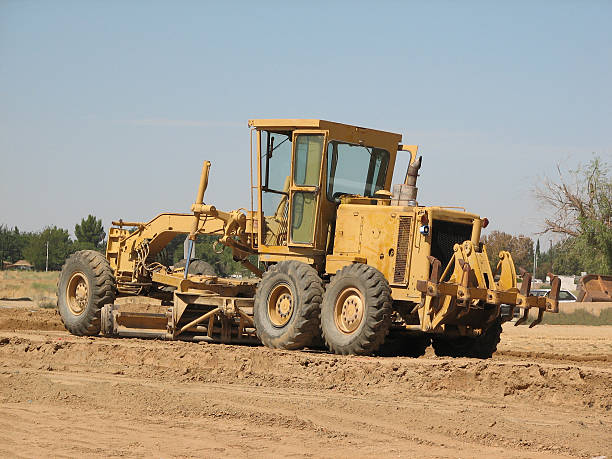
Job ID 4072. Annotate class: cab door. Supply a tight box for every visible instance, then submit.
[288,131,326,247]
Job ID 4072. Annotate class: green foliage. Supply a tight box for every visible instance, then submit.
[194,235,257,277]
[564,157,612,274]
[1,215,108,271]
[537,155,612,275]
[161,234,258,277]
[546,232,612,276]
[23,226,75,271]
[72,240,98,252]
[167,234,187,265]
[572,216,612,274]
[0,225,30,264]
[75,215,105,249]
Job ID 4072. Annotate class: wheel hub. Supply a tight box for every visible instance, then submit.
[268,283,294,327]
[335,288,365,334]
[276,293,293,319]
[66,272,89,315]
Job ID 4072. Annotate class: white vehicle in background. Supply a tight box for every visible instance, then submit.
[530,289,577,302]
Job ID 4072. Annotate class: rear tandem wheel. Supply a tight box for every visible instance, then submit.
[320,264,392,356]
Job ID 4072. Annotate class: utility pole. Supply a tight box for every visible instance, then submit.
[45,241,49,272]
[549,239,553,282]
[535,238,540,279]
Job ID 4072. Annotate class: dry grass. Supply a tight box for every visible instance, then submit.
[541,308,612,326]
[0,270,58,307]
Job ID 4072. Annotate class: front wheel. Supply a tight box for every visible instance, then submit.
[57,250,116,336]
[321,264,392,355]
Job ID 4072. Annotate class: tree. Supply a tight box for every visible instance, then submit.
[23,226,74,271]
[194,235,256,277]
[0,225,29,266]
[535,156,612,274]
[168,234,187,265]
[75,215,105,250]
[482,230,534,273]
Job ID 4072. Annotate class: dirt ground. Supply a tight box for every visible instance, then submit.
[0,307,611,458]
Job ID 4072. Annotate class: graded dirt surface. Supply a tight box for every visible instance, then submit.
[0,308,611,458]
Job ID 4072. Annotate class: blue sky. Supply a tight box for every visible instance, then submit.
[1,1,611,242]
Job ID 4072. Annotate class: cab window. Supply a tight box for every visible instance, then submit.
[290,134,324,244]
[260,130,292,245]
[326,141,390,202]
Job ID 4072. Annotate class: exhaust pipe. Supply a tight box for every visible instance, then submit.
[392,156,422,206]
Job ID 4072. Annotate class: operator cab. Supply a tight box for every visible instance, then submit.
[248,119,408,265]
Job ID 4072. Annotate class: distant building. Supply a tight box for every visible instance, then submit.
[544,274,576,291]
[5,260,33,270]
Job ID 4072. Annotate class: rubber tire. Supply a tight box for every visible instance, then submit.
[321,264,392,356]
[431,318,502,359]
[254,260,323,350]
[57,250,116,336]
[174,258,216,276]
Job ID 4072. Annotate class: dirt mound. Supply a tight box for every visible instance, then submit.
[0,308,64,332]
[1,333,610,410]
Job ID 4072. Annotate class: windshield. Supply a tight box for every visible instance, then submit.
[326,141,390,202]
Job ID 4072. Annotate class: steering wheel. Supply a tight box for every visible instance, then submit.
[332,191,350,203]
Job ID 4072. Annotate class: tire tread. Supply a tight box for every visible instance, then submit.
[321,263,392,356]
[254,260,323,350]
[57,250,116,336]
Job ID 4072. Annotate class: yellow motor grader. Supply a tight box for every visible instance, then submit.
[57,119,560,357]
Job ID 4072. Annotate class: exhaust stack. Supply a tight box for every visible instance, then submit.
[392,156,422,206]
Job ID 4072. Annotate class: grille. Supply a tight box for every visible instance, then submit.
[430,219,473,270]
[393,216,412,284]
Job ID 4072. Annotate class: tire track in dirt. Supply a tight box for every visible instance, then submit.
[1,328,611,458]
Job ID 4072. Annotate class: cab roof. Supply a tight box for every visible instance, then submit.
[247,119,403,144]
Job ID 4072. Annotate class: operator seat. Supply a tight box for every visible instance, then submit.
[263,175,290,246]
